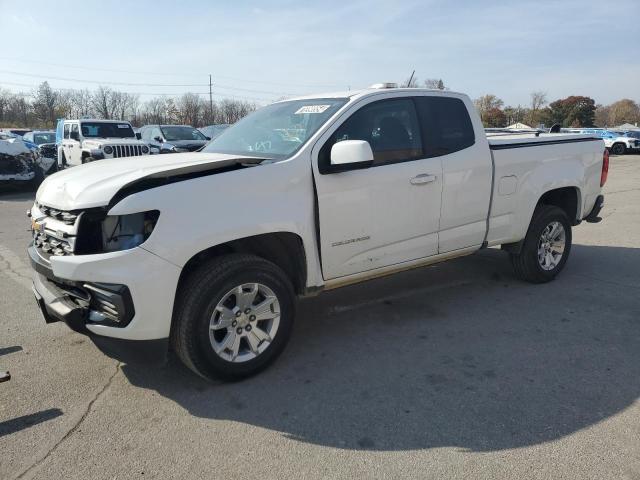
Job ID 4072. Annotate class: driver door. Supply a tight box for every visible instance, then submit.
[312,97,443,280]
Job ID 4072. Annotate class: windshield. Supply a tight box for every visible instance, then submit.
[33,132,56,144]
[202,98,348,159]
[161,125,207,142]
[81,122,135,138]
[200,124,230,140]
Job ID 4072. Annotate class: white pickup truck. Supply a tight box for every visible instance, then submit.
[28,85,607,380]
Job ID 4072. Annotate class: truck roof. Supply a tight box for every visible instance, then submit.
[282,87,468,102]
[64,119,132,124]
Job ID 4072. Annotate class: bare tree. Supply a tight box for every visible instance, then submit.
[177,93,203,126]
[525,91,548,126]
[32,82,58,127]
[474,94,504,114]
[424,78,446,90]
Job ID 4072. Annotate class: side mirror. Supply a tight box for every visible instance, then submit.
[330,140,373,171]
[70,131,80,141]
[154,136,163,143]
[205,136,211,141]
[135,132,142,140]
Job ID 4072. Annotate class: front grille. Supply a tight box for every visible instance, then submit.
[34,203,81,257]
[111,144,145,158]
[38,204,78,225]
[33,230,74,256]
[38,144,58,161]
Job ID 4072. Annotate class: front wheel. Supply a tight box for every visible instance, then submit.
[611,143,626,155]
[171,254,296,381]
[510,205,572,283]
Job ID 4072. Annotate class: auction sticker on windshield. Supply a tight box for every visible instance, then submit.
[295,105,331,114]
[117,124,130,128]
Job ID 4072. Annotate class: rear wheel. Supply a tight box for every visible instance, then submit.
[611,143,626,155]
[171,254,296,381]
[510,205,572,283]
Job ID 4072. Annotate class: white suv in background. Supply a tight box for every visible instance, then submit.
[57,119,151,168]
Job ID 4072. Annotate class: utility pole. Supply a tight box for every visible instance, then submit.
[209,74,213,121]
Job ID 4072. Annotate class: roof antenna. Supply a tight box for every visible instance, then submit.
[405,70,415,88]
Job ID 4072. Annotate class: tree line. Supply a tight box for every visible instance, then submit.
[0,81,258,129]
[473,92,640,129]
[403,76,639,129]
[2,79,639,130]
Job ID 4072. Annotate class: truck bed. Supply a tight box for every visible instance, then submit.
[484,131,604,248]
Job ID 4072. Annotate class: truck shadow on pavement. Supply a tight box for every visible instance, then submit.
[117,244,640,452]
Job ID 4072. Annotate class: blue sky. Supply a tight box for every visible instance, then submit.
[0,0,638,106]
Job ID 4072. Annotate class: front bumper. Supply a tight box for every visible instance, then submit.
[28,243,181,341]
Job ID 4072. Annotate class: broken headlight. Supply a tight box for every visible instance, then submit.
[101,210,160,252]
[76,210,159,254]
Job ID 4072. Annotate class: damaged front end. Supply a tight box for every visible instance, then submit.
[34,143,58,175]
[0,135,41,185]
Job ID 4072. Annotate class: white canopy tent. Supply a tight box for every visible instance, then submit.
[616,123,639,131]
[507,122,532,129]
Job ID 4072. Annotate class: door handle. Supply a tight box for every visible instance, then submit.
[410,174,437,185]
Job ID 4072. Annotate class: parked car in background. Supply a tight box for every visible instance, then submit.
[56,119,152,168]
[199,124,230,140]
[0,128,32,137]
[140,124,209,153]
[622,130,640,141]
[566,129,639,155]
[22,130,58,175]
[0,132,44,185]
[29,85,607,380]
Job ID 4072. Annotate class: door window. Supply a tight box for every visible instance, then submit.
[319,98,423,173]
[70,123,79,139]
[414,96,475,157]
[63,124,70,139]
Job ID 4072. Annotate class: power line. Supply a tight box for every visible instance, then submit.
[0,69,297,96]
[0,56,345,89]
[0,69,207,87]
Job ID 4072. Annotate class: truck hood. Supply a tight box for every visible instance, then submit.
[163,139,208,151]
[83,138,147,147]
[36,152,264,210]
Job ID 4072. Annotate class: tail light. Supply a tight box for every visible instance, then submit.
[600,149,609,187]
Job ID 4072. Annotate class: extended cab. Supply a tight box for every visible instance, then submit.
[56,119,152,168]
[29,86,608,380]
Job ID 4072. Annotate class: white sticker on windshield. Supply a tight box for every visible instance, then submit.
[117,124,130,128]
[295,105,331,114]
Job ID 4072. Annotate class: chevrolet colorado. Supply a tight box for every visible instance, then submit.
[28,85,607,380]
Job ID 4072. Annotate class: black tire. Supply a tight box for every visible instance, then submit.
[510,205,572,283]
[171,254,296,381]
[81,156,94,164]
[611,143,626,155]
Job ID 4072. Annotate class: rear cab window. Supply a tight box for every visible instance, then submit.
[414,96,475,157]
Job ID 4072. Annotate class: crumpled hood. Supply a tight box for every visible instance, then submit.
[36,152,253,210]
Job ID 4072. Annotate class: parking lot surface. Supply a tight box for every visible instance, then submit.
[1,155,639,480]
